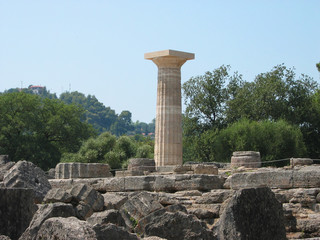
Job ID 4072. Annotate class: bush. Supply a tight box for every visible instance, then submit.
[213,119,306,164]
[135,145,153,158]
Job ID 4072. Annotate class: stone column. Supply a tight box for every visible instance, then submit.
[145,50,195,167]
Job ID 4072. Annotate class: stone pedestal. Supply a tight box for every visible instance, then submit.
[145,50,194,167]
[231,151,261,168]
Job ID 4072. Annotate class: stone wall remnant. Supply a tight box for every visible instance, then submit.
[0,188,37,240]
[55,162,112,179]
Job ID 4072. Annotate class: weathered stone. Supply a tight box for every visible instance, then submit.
[290,158,313,167]
[93,223,138,240]
[173,165,193,174]
[296,215,320,238]
[68,184,104,219]
[189,204,221,219]
[153,174,224,192]
[128,158,156,172]
[192,164,218,175]
[216,187,286,240]
[19,203,75,240]
[289,188,318,207]
[0,162,15,181]
[174,190,203,196]
[103,192,128,210]
[293,166,320,188]
[188,208,216,220]
[231,151,261,168]
[143,237,167,240]
[36,217,97,240]
[87,210,126,227]
[138,210,213,240]
[55,162,112,179]
[3,160,51,203]
[0,155,10,164]
[230,169,293,189]
[195,189,234,204]
[0,236,11,240]
[46,168,55,179]
[0,188,37,240]
[43,188,72,203]
[121,192,163,228]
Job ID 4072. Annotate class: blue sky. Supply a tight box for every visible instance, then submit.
[1,1,319,123]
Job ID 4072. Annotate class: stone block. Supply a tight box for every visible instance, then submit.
[231,151,261,168]
[230,170,293,189]
[293,166,320,188]
[290,158,313,167]
[0,188,37,240]
[128,158,155,172]
[19,203,75,240]
[216,187,286,240]
[55,162,112,179]
[192,164,218,175]
[3,160,51,203]
[0,155,10,164]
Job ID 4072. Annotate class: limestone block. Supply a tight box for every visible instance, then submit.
[19,203,75,240]
[195,189,234,204]
[3,160,51,203]
[216,187,286,240]
[103,192,128,210]
[293,166,320,188]
[55,162,112,179]
[68,184,104,219]
[0,188,37,240]
[173,165,193,174]
[0,162,15,181]
[128,158,155,172]
[93,223,139,240]
[87,209,126,227]
[231,151,261,168]
[230,170,293,190]
[0,155,10,164]
[192,164,218,175]
[43,188,73,204]
[290,158,313,167]
[36,217,97,240]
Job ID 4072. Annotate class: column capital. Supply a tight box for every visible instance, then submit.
[145,49,195,68]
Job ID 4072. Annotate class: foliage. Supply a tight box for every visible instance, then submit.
[60,91,118,134]
[183,64,319,162]
[0,92,94,170]
[213,119,306,163]
[316,62,320,73]
[61,132,154,170]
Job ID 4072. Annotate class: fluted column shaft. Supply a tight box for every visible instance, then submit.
[145,50,194,167]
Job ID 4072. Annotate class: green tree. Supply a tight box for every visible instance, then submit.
[60,91,118,134]
[0,92,93,170]
[213,119,306,164]
[316,62,320,72]
[182,65,239,130]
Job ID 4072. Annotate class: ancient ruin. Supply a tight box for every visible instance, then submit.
[145,50,194,168]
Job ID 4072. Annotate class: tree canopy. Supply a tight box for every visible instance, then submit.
[182,64,319,163]
[0,92,94,169]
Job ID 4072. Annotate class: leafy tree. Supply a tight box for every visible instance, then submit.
[0,92,94,170]
[182,65,237,130]
[316,62,320,73]
[60,91,118,134]
[182,64,319,162]
[213,119,306,164]
[226,65,318,125]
